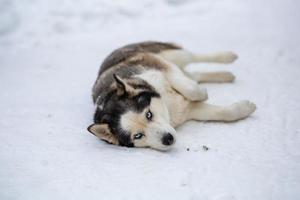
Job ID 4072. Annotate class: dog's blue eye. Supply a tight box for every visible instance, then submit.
[146,110,152,120]
[134,133,144,140]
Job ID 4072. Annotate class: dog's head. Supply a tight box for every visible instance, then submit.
[87,74,176,151]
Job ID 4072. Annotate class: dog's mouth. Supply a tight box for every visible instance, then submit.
[153,144,175,151]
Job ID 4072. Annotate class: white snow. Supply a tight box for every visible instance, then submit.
[0,0,300,199]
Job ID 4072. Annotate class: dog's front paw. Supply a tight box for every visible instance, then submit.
[198,87,208,101]
[228,100,256,121]
[218,52,238,63]
[189,86,208,101]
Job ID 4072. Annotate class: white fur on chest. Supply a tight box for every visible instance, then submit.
[135,70,190,127]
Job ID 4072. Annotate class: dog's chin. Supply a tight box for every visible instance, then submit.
[151,145,173,152]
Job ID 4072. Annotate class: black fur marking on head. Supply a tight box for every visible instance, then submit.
[134,91,160,111]
[114,127,134,147]
[93,90,160,147]
[94,107,102,123]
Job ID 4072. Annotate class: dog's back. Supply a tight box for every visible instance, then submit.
[98,41,181,76]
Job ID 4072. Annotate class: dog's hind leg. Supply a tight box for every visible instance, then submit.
[159,49,238,68]
[159,50,196,68]
[191,51,238,64]
[189,71,236,83]
[186,100,256,122]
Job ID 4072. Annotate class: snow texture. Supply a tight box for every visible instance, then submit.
[0,0,300,199]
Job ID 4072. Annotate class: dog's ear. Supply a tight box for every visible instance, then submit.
[113,74,136,96]
[87,123,119,145]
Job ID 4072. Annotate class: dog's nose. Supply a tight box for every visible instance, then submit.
[162,133,174,146]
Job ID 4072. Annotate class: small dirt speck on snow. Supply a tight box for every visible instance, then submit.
[202,145,209,151]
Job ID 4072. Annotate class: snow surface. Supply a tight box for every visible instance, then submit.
[1,0,300,199]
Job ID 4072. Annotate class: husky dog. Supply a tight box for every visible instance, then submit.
[87,41,256,151]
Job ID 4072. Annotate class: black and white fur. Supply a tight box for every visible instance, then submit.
[87,41,256,151]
